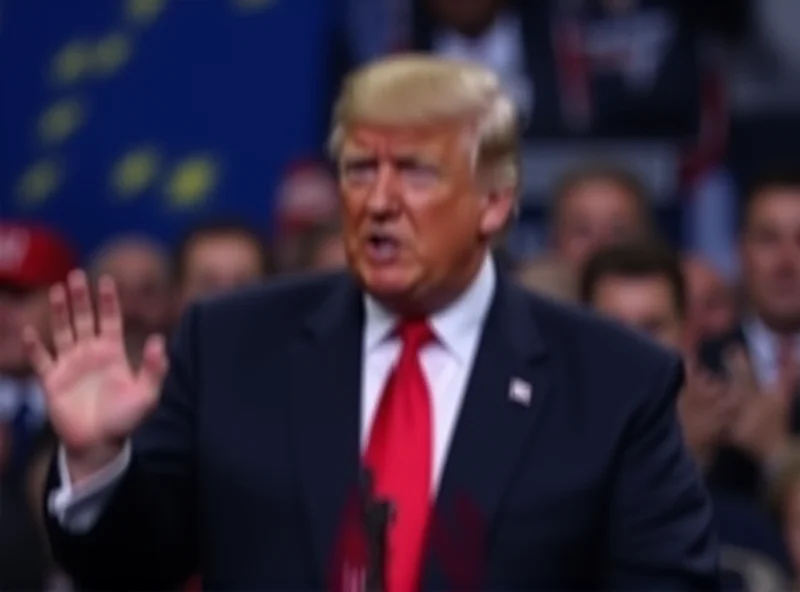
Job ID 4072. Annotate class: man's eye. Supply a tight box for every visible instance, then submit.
[400,165,438,186]
[342,161,377,183]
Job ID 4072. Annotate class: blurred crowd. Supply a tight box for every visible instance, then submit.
[4,0,800,590]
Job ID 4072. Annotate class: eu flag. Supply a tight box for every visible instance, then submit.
[0,0,341,257]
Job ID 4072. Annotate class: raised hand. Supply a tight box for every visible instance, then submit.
[23,270,168,481]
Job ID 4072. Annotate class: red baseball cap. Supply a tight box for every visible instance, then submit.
[0,223,77,289]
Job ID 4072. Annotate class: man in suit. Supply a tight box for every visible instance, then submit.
[30,55,718,590]
[579,242,793,587]
[700,170,800,500]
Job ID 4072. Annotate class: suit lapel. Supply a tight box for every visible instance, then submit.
[425,277,551,588]
[290,276,364,582]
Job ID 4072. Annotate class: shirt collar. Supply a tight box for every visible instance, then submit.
[743,316,800,381]
[363,255,497,363]
[743,316,772,362]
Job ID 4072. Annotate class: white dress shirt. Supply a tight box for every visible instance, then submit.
[742,317,800,388]
[51,256,496,532]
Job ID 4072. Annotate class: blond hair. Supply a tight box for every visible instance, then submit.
[328,54,521,196]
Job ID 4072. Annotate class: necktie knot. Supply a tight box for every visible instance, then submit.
[397,319,434,352]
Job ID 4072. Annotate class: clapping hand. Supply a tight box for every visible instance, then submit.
[725,344,795,466]
[22,271,168,483]
[678,360,738,468]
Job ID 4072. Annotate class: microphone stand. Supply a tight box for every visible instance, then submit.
[360,469,394,592]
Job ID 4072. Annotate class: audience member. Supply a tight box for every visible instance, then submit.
[0,223,74,474]
[395,0,708,138]
[272,160,339,271]
[702,169,800,499]
[580,242,734,467]
[580,242,686,349]
[581,241,793,587]
[0,222,75,590]
[415,0,534,118]
[549,163,654,273]
[294,222,347,272]
[174,220,272,313]
[89,235,174,369]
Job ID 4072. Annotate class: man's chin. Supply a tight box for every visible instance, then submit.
[363,279,414,301]
[358,268,417,301]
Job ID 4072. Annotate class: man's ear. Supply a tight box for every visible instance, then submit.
[478,187,516,238]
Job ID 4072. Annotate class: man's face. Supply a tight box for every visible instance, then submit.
[95,245,173,339]
[554,179,646,271]
[338,124,512,309]
[180,234,265,309]
[591,274,683,350]
[741,189,800,330]
[0,286,49,376]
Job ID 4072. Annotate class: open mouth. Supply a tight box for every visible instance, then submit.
[365,232,401,263]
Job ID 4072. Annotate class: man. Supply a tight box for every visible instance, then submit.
[31,56,717,590]
[0,222,76,591]
[173,219,271,313]
[580,242,734,467]
[345,0,711,138]
[296,222,347,272]
[580,242,793,588]
[272,160,340,272]
[580,242,686,350]
[700,170,800,499]
[549,163,655,273]
[0,223,76,472]
[89,236,174,369]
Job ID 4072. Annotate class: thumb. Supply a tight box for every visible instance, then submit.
[137,334,169,395]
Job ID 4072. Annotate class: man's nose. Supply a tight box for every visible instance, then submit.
[364,165,400,218]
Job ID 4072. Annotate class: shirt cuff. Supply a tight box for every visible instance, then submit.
[47,441,132,533]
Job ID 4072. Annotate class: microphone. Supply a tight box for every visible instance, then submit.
[359,468,394,592]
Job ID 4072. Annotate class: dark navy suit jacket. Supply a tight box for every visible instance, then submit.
[46,272,720,591]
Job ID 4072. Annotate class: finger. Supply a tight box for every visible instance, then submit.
[137,334,169,397]
[724,344,758,394]
[49,283,74,353]
[97,276,123,341]
[68,270,96,341]
[21,326,54,377]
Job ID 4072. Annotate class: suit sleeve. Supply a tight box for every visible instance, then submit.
[607,357,721,590]
[44,304,202,591]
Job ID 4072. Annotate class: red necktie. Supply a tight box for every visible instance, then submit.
[364,319,434,592]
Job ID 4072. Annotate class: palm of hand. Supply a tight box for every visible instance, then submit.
[23,272,167,458]
[44,341,153,452]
